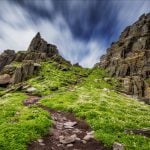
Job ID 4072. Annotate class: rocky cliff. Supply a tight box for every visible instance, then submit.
[0,32,70,86]
[97,13,150,104]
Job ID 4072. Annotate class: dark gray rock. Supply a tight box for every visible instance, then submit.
[27,32,59,57]
[98,13,150,101]
[11,61,41,84]
[0,50,16,71]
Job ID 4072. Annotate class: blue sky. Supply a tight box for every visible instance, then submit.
[0,0,150,67]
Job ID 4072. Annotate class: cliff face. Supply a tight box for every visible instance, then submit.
[98,13,150,104]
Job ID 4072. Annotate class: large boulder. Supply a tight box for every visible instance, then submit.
[0,74,11,86]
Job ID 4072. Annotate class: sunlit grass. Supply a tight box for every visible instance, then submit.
[40,68,150,150]
[0,93,51,150]
[0,60,149,150]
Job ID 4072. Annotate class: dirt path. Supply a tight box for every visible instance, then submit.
[24,96,111,150]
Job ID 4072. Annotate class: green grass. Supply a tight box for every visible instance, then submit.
[11,61,23,67]
[40,68,150,150]
[28,61,90,95]
[0,92,52,150]
[0,60,150,150]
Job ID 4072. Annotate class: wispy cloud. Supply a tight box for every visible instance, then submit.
[0,0,149,67]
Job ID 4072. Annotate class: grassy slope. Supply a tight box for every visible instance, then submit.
[0,93,51,150]
[37,61,149,150]
[0,60,149,150]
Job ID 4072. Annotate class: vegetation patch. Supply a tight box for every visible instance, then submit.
[40,68,150,150]
[0,60,149,150]
[0,92,52,150]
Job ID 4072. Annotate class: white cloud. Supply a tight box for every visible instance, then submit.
[114,0,150,30]
[0,0,149,68]
[79,41,105,68]
[0,0,104,67]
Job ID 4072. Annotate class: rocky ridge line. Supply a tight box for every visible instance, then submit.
[0,32,70,86]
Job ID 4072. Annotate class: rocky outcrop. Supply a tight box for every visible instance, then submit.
[11,61,41,84]
[27,32,59,57]
[0,50,16,71]
[0,32,68,85]
[98,13,150,103]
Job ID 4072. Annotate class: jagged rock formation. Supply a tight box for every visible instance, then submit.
[28,32,59,57]
[0,50,16,72]
[98,13,150,104]
[11,61,41,84]
[0,32,68,85]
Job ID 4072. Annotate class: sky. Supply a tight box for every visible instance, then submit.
[0,0,149,67]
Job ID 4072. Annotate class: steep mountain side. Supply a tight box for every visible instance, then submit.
[97,13,150,104]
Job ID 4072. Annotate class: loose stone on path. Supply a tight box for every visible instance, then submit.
[27,102,110,150]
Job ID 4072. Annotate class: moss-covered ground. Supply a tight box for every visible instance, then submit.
[0,92,51,150]
[0,60,149,150]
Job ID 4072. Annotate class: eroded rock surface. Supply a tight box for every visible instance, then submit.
[0,32,70,85]
[0,50,16,71]
[27,32,58,57]
[97,13,150,103]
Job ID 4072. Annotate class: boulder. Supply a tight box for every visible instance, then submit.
[113,142,124,150]
[23,96,39,106]
[59,134,77,144]
[26,87,37,93]
[0,50,16,71]
[0,74,11,86]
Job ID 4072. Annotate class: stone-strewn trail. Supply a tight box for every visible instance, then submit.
[25,96,110,150]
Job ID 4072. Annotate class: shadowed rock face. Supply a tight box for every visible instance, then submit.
[27,32,59,57]
[0,50,16,72]
[98,13,150,103]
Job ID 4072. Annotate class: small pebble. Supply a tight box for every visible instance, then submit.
[82,140,87,144]
[57,144,62,147]
[76,137,81,141]
[67,144,73,147]
[39,143,45,146]
[87,131,94,135]
[83,134,94,141]
[59,135,64,140]
[37,139,43,143]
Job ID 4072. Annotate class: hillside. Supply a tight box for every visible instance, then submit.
[0,27,150,149]
[97,13,150,104]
